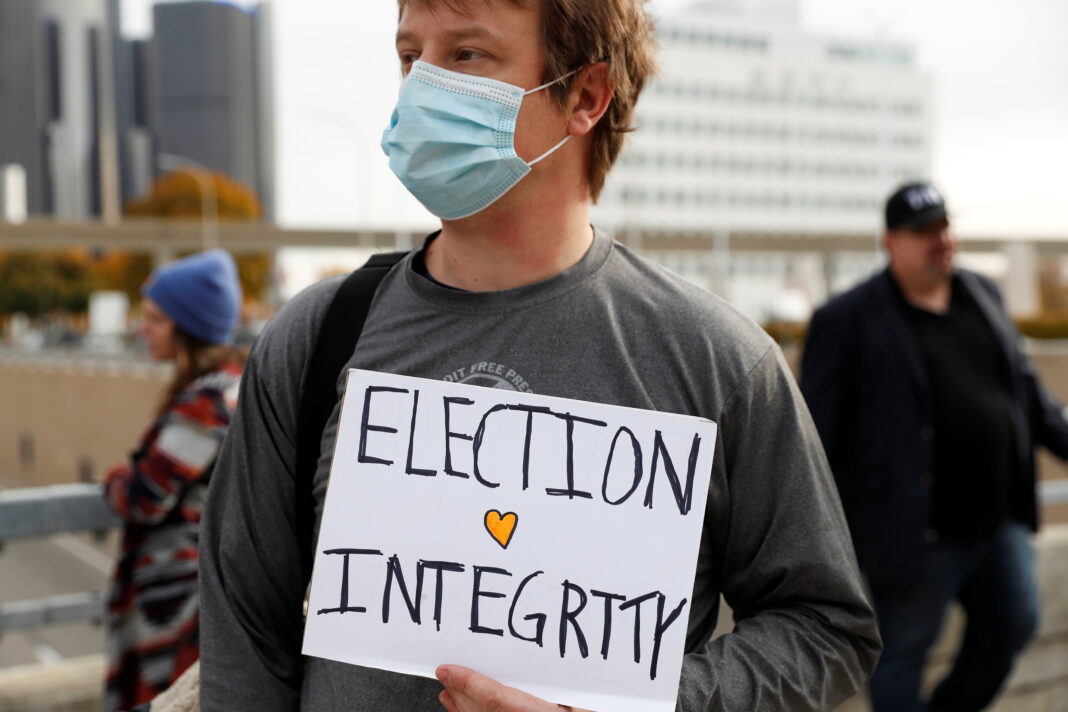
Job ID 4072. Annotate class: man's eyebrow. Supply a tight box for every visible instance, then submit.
[395,25,504,46]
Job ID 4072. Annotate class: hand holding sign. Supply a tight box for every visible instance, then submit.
[303,370,716,712]
[437,665,595,712]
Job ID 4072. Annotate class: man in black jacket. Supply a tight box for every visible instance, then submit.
[800,181,1068,712]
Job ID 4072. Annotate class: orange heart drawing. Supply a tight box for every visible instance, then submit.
[484,510,518,549]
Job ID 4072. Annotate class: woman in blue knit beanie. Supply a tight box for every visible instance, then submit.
[103,249,245,711]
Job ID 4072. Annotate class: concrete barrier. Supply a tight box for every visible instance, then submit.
[5,345,1068,491]
[0,351,167,488]
[0,655,104,712]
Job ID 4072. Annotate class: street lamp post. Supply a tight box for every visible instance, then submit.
[155,153,218,251]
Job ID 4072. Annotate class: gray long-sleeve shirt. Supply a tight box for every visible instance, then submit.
[199,233,880,711]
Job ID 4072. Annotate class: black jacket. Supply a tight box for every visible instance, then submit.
[800,268,1068,585]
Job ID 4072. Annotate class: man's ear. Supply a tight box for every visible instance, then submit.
[567,62,615,137]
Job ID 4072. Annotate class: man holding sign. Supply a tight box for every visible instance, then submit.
[199,1,881,710]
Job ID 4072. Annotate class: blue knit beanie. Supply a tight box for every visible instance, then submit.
[143,249,242,345]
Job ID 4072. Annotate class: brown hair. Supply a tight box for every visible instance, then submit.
[157,327,246,417]
[397,0,658,201]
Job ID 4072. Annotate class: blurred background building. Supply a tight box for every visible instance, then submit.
[0,0,275,221]
[0,0,118,219]
[593,0,931,318]
[137,0,275,217]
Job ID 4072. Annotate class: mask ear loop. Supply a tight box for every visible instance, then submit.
[527,135,571,166]
[522,67,582,96]
[522,66,582,166]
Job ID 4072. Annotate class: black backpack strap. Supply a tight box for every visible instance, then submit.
[295,250,407,585]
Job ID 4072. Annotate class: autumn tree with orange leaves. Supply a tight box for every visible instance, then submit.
[125,171,271,302]
[125,171,262,220]
[0,172,271,326]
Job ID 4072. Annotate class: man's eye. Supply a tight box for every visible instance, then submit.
[398,51,419,66]
[456,48,486,62]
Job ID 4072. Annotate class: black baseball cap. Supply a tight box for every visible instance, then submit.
[885,181,949,231]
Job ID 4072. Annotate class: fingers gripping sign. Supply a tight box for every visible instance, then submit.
[436,666,594,712]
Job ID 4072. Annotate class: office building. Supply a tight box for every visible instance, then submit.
[146,1,275,218]
[0,0,119,218]
[593,0,932,316]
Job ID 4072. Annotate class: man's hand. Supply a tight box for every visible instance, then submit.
[435,665,594,712]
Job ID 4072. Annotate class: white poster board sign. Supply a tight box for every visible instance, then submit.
[303,370,717,712]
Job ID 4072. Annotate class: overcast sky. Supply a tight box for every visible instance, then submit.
[121,0,1068,237]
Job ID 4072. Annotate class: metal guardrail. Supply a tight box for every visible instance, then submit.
[0,484,118,633]
[0,483,119,540]
[0,592,108,630]
[1,479,1067,633]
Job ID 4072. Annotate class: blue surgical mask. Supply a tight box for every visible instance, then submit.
[381,60,575,220]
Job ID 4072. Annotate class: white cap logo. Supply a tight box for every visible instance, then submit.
[905,185,942,210]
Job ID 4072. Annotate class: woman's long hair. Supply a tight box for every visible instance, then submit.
[157,327,247,417]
